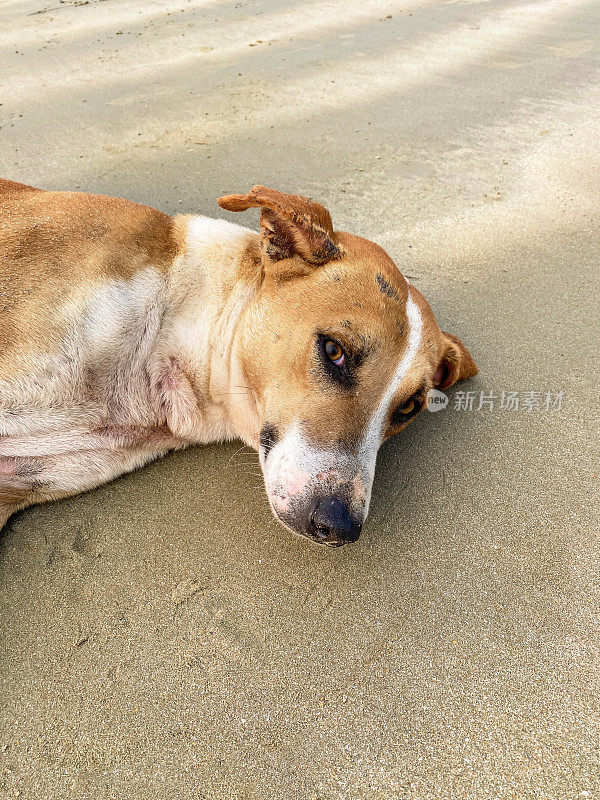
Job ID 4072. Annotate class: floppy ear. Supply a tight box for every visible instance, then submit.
[434,332,478,390]
[217,185,341,271]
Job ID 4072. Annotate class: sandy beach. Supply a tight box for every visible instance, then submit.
[1,1,599,797]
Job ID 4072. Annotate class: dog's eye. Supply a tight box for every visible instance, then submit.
[317,335,353,388]
[324,340,345,367]
[391,395,422,426]
[399,398,416,415]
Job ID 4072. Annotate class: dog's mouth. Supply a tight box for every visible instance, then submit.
[303,526,349,547]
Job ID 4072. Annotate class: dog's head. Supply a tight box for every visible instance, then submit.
[218,186,477,547]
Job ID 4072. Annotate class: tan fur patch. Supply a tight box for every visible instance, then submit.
[240,230,414,447]
[0,179,184,375]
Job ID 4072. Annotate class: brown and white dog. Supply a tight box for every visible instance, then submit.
[0,179,477,546]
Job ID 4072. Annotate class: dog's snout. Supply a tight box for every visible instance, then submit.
[309,497,362,546]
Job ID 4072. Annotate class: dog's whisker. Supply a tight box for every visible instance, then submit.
[225,443,254,468]
[213,384,255,397]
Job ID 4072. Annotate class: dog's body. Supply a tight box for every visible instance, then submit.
[0,179,477,544]
[0,178,261,525]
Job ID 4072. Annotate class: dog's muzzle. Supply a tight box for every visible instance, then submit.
[261,426,368,546]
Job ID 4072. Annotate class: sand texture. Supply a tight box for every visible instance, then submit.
[1,0,599,798]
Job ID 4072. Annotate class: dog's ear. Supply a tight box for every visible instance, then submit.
[217,185,341,271]
[434,332,478,390]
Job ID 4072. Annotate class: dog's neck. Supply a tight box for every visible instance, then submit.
[157,215,263,446]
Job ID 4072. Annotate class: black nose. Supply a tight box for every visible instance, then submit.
[309,497,362,545]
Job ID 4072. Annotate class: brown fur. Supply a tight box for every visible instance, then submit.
[0,179,183,373]
[237,225,467,448]
[218,185,341,267]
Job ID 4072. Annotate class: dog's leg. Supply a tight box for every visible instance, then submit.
[35,445,173,497]
[0,503,18,531]
[0,441,180,528]
[0,462,35,530]
[0,424,176,458]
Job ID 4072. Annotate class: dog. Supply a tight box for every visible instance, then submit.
[0,179,477,546]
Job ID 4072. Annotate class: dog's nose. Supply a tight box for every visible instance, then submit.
[309,497,362,545]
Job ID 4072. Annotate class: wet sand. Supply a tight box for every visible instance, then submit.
[1,1,599,798]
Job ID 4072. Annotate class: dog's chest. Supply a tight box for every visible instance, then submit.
[77,268,166,420]
[1,264,235,450]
